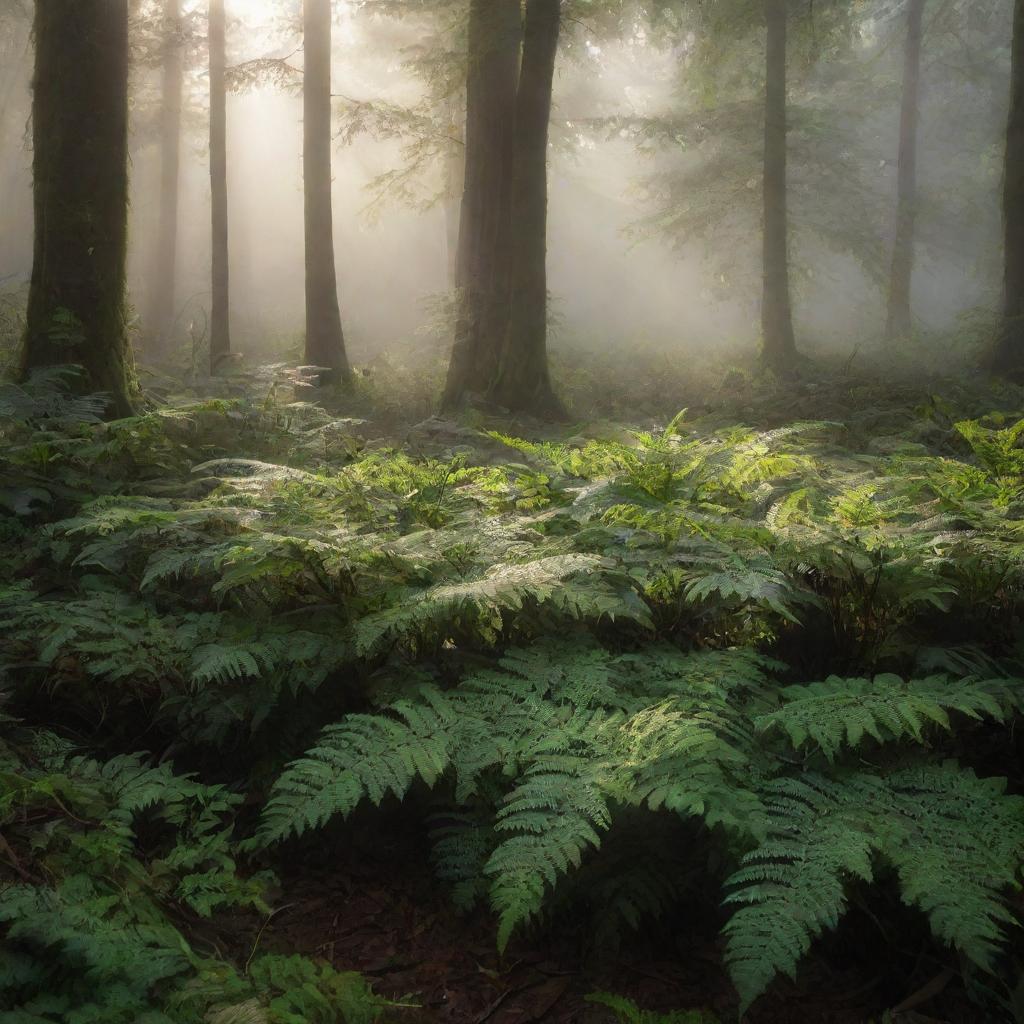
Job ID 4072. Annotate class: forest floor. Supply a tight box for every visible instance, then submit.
[262,826,995,1024]
[2,348,1023,1024]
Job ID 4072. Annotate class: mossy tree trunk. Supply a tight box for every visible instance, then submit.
[884,0,925,342]
[761,0,798,375]
[146,0,184,358]
[209,0,231,373]
[489,0,562,416]
[994,0,1024,375]
[303,0,352,385]
[442,0,520,410]
[22,0,134,418]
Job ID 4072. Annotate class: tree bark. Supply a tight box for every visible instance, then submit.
[994,0,1024,375]
[209,0,231,372]
[489,0,561,415]
[22,0,134,417]
[761,0,798,374]
[303,0,352,384]
[146,0,184,358]
[442,0,520,410]
[442,96,464,292]
[0,14,31,255]
[884,0,925,342]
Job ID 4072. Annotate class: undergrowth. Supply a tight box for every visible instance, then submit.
[1,359,1022,1021]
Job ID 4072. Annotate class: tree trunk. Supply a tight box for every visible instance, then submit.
[0,15,31,256]
[442,96,464,292]
[303,0,352,384]
[209,0,231,373]
[442,0,520,410]
[761,0,798,374]
[884,0,925,342]
[994,0,1024,375]
[22,0,134,417]
[146,0,184,358]
[490,0,561,415]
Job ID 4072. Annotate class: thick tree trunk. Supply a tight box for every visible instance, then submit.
[147,0,184,358]
[22,0,134,418]
[761,0,798,374]
[490,0,561,415]
[209,0,231,372]
[442,0,520,410]
[885,0,925,341]
[994,0,1024,375]
[303,0,352,384]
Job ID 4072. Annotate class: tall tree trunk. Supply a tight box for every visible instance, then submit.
[0,15,31,259]
[22,0,134,417]
[994,0,1024,375]
[490,0,561,415]
[885,0,925,341]
[303,0,351,384]
[147,0,184,358]
[442,0,520,410]
[209,0,230,372]
[442,96,464,292]
[761,0,798,374]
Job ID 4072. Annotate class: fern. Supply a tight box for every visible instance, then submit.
[757,673,1024,760]
[257,687,457,844]
[586,992,718,1023]
[487,758,612,949]
[724,763,1024,1013]
[259,640,774,945]
[351,553,652,656]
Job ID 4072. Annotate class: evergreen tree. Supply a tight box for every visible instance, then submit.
[994,0,1024,376]
[442,0,564,415]
[442,0,521,411]
[761,0,798,374]
[208,0,230,373]
[490,0,563,416]
[884,0,925,342]
[146,0,185,358]
[22,0,134,417]
[303,0,352,385]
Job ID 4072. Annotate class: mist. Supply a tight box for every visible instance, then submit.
[0,0,1008,377]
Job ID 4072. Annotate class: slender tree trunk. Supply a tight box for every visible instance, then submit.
[761,0,798,374]
[442,96,464,292]
[994,0,1024,375]
[0,17,31,255]
[22,0,134,417]
[490,0,561,415]
[303,0,351,384]
[147,0,184,358]
[442,0,520,410]
[209,0,230,372]
[885,0,925,341]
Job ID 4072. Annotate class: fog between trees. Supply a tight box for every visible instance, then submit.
[0,0,1014,392]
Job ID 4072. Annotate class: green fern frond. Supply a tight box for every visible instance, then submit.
[257,689,456,844]
[757,674,1023,759]
[487,763,611,950]
[586,992,718,1023]
[724,763,1024,1013]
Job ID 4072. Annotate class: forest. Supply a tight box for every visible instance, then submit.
[1,0,1023,1021]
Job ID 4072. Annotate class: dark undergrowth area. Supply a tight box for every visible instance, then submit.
[2,348,1023,1023]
